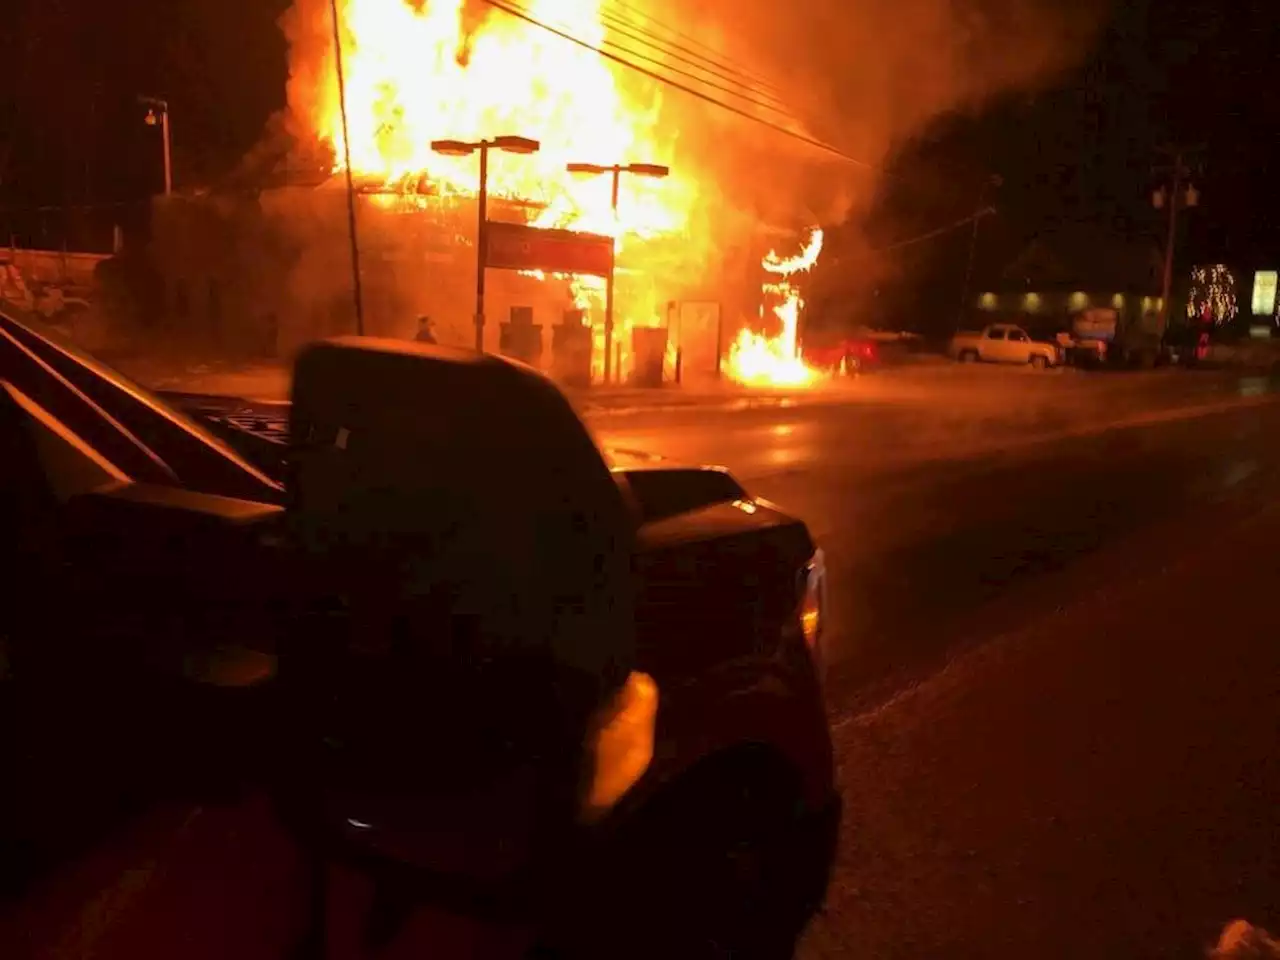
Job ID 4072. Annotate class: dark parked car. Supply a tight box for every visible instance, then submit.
[802,333,882,374]
[0,312,839,958]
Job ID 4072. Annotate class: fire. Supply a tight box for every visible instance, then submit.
[327,0,633,199]
[293,0,822,387]
[725,227,826,387]
[306,0,702,379]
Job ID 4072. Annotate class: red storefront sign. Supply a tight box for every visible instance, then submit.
[484,221,614,277]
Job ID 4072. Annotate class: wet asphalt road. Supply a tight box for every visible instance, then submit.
[593,367,1280,712]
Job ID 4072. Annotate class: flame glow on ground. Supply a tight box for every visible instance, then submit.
[725,228,826,387]
[304,0,822,388]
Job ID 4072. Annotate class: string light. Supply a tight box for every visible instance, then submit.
[1185,264,1238,325]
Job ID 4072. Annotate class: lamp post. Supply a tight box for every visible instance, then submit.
[431,136,541,352]
[566,161,669,384]
[138,96,172,196]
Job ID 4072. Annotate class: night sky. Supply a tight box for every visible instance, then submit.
[1,0,1274,269]
[876,0,1278,261]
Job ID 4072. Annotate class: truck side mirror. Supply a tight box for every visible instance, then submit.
[285,336,636,706]
[280,337,639,882]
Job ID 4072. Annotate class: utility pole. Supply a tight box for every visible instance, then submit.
[1153,145,1203,337]
[956,174,1002,328]
[327,0,364,336]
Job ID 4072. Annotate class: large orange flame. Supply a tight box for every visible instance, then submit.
[302,0,821,388]
[725,227,826,387]
[312,0,702,380]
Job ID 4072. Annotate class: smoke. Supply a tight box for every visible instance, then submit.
[639,0,1105,226]
[275,0,1103,220]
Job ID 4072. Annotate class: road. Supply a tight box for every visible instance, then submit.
[4,366,1280,958]
[599,367,1280,957]
[594,367,1280,711]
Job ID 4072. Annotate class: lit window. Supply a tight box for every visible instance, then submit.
[1111,294,1125,309]
[978,292,998,310]
[1252,271,1278,317]
[1068,292,1089,311]
[1024,293,1041,311]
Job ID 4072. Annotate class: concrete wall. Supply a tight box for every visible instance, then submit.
[0,246,109,291]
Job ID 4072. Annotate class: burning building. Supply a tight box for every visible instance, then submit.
[148,0,840,386]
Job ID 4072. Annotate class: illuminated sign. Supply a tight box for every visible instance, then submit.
[1252,270,1278,316]
[484,221,614,277]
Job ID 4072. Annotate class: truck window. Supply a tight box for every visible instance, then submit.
[1009,330,1027,342]
[985,328,1006,340]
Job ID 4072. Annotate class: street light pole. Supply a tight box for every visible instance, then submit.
[139,96,172,196]
[566,161,669,384]
[605,165,621,384]
[160,107,172,197]
[475,142,490,353]
[432,135,540,353]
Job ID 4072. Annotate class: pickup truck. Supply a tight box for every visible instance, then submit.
[949,323,1061,368]
[0,312,838,959]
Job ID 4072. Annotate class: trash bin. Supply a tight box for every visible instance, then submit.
[499,306,543,367]
[552,313,593,387]
[631,327,667,388]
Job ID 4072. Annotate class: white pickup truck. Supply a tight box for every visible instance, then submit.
[948,324,1062,369]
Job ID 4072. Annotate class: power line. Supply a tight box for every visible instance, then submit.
[595,31,797,122]
[594,4,788,105]
[595,15,790,113]
[521,0,799,121]
[601,0,786,96]
[874,208,995,253]
[475,0,875,170]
